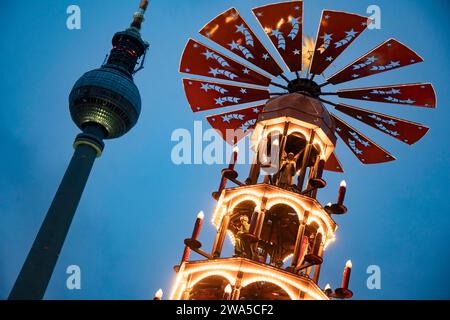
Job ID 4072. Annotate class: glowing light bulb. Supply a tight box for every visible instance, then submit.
[346,260,352,268]
[276,18,285,29]
[154,289,163,300]
[224,284,232,294]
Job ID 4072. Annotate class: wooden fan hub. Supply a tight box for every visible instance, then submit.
[260,93,337,145]
[287,78,322,97]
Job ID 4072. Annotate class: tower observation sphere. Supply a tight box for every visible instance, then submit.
[69,24,149,138]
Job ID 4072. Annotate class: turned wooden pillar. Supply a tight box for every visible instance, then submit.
[247,155,261,185]
[312,242,325,283]
[279,121,290,162]
[254,198,267,239]
[291,211,309,269]
[231,271,244,300]
[308,154,321,198]
[297,131,315,191]
[255,209,266,239]
[181,274,192,300]
[212,213,231,258]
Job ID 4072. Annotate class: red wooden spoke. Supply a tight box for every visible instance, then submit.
[199,7,284,76]
[183,78,270,112]
[327,39,423,85]
[337,83,436,108]
[325,152,344,172]
[252,1,303,72]
[180,39,272,86]
[334,103,429,145]
[331,114,396,164]
[206,105,265,145]
[310,10,368,75]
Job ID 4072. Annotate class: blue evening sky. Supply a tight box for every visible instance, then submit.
[1,0,449,299]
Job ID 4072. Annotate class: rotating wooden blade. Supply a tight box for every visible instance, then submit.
[331,114,396,164]
[206,105,264,145]
[327,39,423,85]
[183,78,270,112]
[252,1,303,72]
[309,10,368,75]
[325,152,344,172]
[337,83,436,108]
[180,39,272,86]
[199,7,284,76]
[334,103,429,145]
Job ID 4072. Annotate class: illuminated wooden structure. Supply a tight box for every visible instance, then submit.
[170,0,435,301]
[171,94,343,300]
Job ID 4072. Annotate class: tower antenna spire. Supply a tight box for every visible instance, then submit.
[131,0,149,30]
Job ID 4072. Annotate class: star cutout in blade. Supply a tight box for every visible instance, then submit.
[236,24,247,33]
[271,29,282,37]
[345,29,358,38]
[228,41,239,50]
[202,50,214,60]
[209,68,219,77]
[200,83,210,92]
[321,33,333,42]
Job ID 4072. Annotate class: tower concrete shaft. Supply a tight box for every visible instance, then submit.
[8,126,105,300]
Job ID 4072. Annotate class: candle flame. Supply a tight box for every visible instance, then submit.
[302,34,316,71]
[324,284,331,290]
[326,202,332,207]
[276,18,285,29]
[224,284,232,294]
[233,146,239,153]
[346,260,352,268]
[197,211,205,220]
[155,288,163,299]
[225,12,238,23]
[208,24,219,36]
[340,180,347,188]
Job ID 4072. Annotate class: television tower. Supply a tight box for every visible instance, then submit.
[9,0,150,300]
